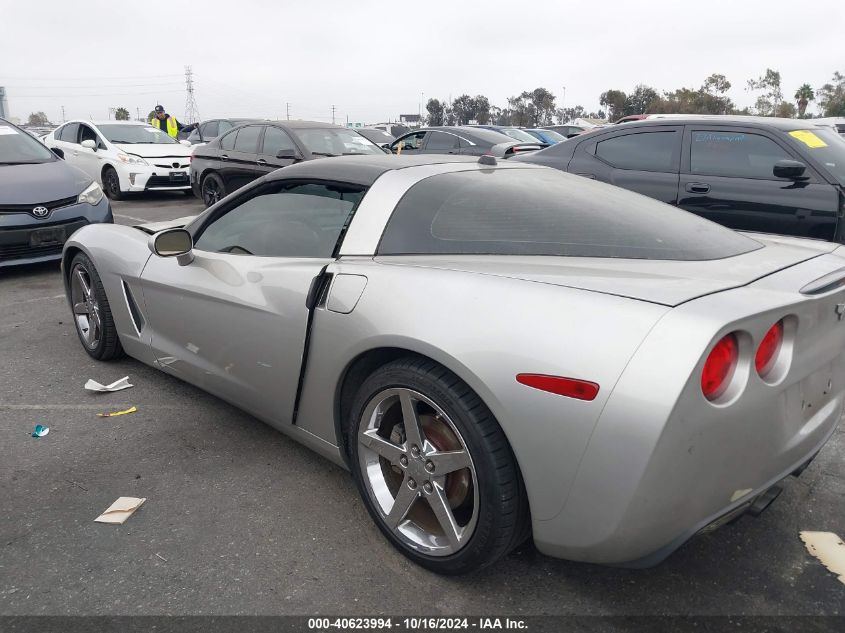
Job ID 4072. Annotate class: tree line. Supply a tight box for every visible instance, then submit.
[425,69,845,127]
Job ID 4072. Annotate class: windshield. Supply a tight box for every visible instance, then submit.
[98,124,178,144]
[0,122,55,164]
[379,168,761,261]
[791,128,845,185]
[499,128,543,143]
[530,129,566,142]
[296,128,384,156]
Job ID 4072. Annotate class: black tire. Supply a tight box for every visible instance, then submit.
[348,356,529,575]
[201,172,225,207]
[68,253,124,361]
[102,166,124,200]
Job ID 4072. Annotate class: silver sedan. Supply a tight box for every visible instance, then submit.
[61,155,844,574]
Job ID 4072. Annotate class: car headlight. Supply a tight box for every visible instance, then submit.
[117,152,149,166]
[78,181,104,206]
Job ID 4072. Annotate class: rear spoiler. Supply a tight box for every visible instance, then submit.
[490,141,544,158]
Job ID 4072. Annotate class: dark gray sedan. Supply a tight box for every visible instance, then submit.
[0,118,112,268]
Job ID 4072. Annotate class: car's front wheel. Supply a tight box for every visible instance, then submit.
[348,356,529,574]
[102,166,124,200]
[68,253,124,361]
[201,172,225,207]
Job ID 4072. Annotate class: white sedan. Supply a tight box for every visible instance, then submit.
[42,120,194,199]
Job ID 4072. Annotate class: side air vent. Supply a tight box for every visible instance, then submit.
[122,281,145,334]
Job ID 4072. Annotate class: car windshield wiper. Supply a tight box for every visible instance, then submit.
[0,160,44,165]
[310,151,339,157]
[111,140,135,144]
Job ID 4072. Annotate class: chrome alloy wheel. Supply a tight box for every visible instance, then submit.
[70,264,102,350]
[357,388,479,556]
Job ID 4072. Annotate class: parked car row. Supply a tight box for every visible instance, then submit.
[517,116,845,242]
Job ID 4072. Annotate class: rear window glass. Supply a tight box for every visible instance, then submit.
[0,123,55,163]
[378,168,761,261]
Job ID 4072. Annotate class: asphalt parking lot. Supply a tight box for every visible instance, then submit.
[1,192,844,617]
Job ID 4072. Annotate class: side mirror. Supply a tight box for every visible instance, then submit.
[276,148,303,160]
[51,147,65,159]
[179,140,191,147]
[149,228,194,266]
[81,139,97,151]
[773,159,807,180]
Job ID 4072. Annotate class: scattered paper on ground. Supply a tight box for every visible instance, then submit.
[31,424,49,438]
[85,376,133,392]
[800,531,845,585]
[97,405,137,418]
[95,497,146,524]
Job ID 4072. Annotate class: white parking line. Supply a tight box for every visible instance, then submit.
[800,531,845,585]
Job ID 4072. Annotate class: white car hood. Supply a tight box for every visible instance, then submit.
[114,143,193,158]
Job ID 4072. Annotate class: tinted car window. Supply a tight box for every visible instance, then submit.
[233,125,261,153]
[426,131,460,151]
[58,122,79,143]
[393,132,426,151]
[690,131,792,179]
[79,124,98,144]
[219,129,237,150]
[261,126,295,156]
[219,120,235,135]
[202,121,219,138]
[786,128,845,185]
[194,182,366,258]
[378,168,760,261]
[0,123,56,163]
[595,131,678,172]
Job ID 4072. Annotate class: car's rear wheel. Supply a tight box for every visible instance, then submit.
[102,166,124,200]
[348,356,529,574]
[201,173,225,207]
[69,253,124,361]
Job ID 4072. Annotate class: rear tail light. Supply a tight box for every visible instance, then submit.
[755,321,784,376]
[516,374,599,401]
[701,333,739,400]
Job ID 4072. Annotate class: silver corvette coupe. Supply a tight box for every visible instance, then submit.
[61,155,844,574]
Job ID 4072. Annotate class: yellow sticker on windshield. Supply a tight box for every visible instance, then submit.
[789,130,828,149]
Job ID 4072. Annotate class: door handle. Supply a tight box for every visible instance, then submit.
[219,154,229,161]
[256,158,267,165]
[685,182,710,194]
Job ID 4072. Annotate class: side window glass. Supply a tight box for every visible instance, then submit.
[79,125,98,145]
[595,131,678,172]
[59,123,79,143]
[218,120,234,135]
[261,126,296,157]
[202,121,219,138]
[233,125,261,153]
[394,132,426,151]
[194,182,366,258]
[426,132,460,151]
[220,129,238,151]
[690,131,793,179]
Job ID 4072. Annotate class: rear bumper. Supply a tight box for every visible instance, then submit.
[531,254,845,565]
[0,197,112,268]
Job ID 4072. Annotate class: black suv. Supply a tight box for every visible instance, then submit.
[517,116,845,242]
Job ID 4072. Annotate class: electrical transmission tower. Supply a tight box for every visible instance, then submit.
[183,65,200,124]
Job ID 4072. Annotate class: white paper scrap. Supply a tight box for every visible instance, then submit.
[95,497,146,524]
[85,376,133,392]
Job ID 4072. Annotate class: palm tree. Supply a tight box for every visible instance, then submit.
[794,84,815,118]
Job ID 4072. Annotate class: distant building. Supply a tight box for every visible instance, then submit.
[0,87,8,119]
[399,113,422,127]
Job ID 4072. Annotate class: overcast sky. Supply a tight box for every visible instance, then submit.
[2,0,843,125]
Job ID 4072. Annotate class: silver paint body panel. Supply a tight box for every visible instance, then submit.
[62,161,845,565]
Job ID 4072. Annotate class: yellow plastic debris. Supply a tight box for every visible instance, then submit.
[96,405,138,418]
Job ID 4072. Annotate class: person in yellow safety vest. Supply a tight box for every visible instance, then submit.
[150,104,182,138]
